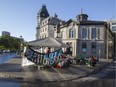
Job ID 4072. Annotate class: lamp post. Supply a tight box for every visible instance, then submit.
[106,24,109,60]
[98,47,101,59]
[20,36,23,57]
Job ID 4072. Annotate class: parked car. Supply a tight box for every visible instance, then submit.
[3,50,10,53]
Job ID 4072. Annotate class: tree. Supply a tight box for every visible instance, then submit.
[0,35,23,51]
[0,45,5,50]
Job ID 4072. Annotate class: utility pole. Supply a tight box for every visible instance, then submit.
[106,23,110,60]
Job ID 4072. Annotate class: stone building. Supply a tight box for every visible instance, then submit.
[54,13,114,58]
[2,31,10,36]
[36,5,114,58]
[36,4,64,39]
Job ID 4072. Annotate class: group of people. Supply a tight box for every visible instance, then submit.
[74,56,99,67]
[87,56,99,67]
[43,47,99,67]
[43,47,71,68]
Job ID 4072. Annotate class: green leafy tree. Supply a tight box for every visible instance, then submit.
[0,35,24,51]
[0,45,5,50]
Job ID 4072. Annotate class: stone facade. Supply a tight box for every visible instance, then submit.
[56,19,109,58]
[36,5,114,58]
[36,5,63,39]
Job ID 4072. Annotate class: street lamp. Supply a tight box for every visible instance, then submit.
[106,24,109,60]
[20,36,23,57]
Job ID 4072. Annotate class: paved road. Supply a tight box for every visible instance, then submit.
[70,60,116,87]
[101,61,116,79]
[0,53,16,64]
[0,59,115,87]
[0,78,20,87]
[0,58,110,82]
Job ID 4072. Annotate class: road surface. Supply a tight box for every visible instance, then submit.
[0,60,115,87]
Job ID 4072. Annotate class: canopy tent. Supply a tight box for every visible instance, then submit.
[23,37,66,67]
[26,37,66,47]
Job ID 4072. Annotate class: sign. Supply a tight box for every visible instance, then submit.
[24,47,62,66]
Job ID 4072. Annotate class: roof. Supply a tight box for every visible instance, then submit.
[77,20,107,25]
[76,14,88,18]
[37,4,49,18]
[27,37,66,47]
[66,19,77,24]
[60,19,76,28]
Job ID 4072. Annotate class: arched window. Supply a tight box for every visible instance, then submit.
[69,29,74,38]
[82,42,87,53]
[91,42,96,54]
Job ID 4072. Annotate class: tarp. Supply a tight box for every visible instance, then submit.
[26,37,66,47]
[22,47,35,66]
[23,47,62,66]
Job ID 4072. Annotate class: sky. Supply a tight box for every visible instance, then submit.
[0,0,115,41]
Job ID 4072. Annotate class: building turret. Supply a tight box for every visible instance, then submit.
[76,9,88,22]
[37,4,49,24]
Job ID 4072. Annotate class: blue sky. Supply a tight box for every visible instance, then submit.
[0,0,115,41]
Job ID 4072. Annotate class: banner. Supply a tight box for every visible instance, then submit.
[24,47,62,66]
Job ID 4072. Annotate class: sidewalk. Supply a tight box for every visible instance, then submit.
[0,57,113,82]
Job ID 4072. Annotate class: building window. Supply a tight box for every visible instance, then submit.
[69,29,74,38]
[112,22,116,25]
[88,28,90,39]
[82,42,87,53]
[82,28,87,39]
[91,42,96,54]
[45,21,47,24]
[43,28,44,32]
[91,28,96,39]
[98,28,100,39]
[43,22,44,26]
[111,26,116,32]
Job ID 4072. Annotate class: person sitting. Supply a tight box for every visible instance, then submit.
[87,58,91,67]
[90,56,96,67]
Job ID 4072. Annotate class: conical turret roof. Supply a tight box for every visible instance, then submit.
[38,4,49,18]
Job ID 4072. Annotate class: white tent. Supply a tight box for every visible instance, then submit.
[26,37,66,47]
[23,37,66,66]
